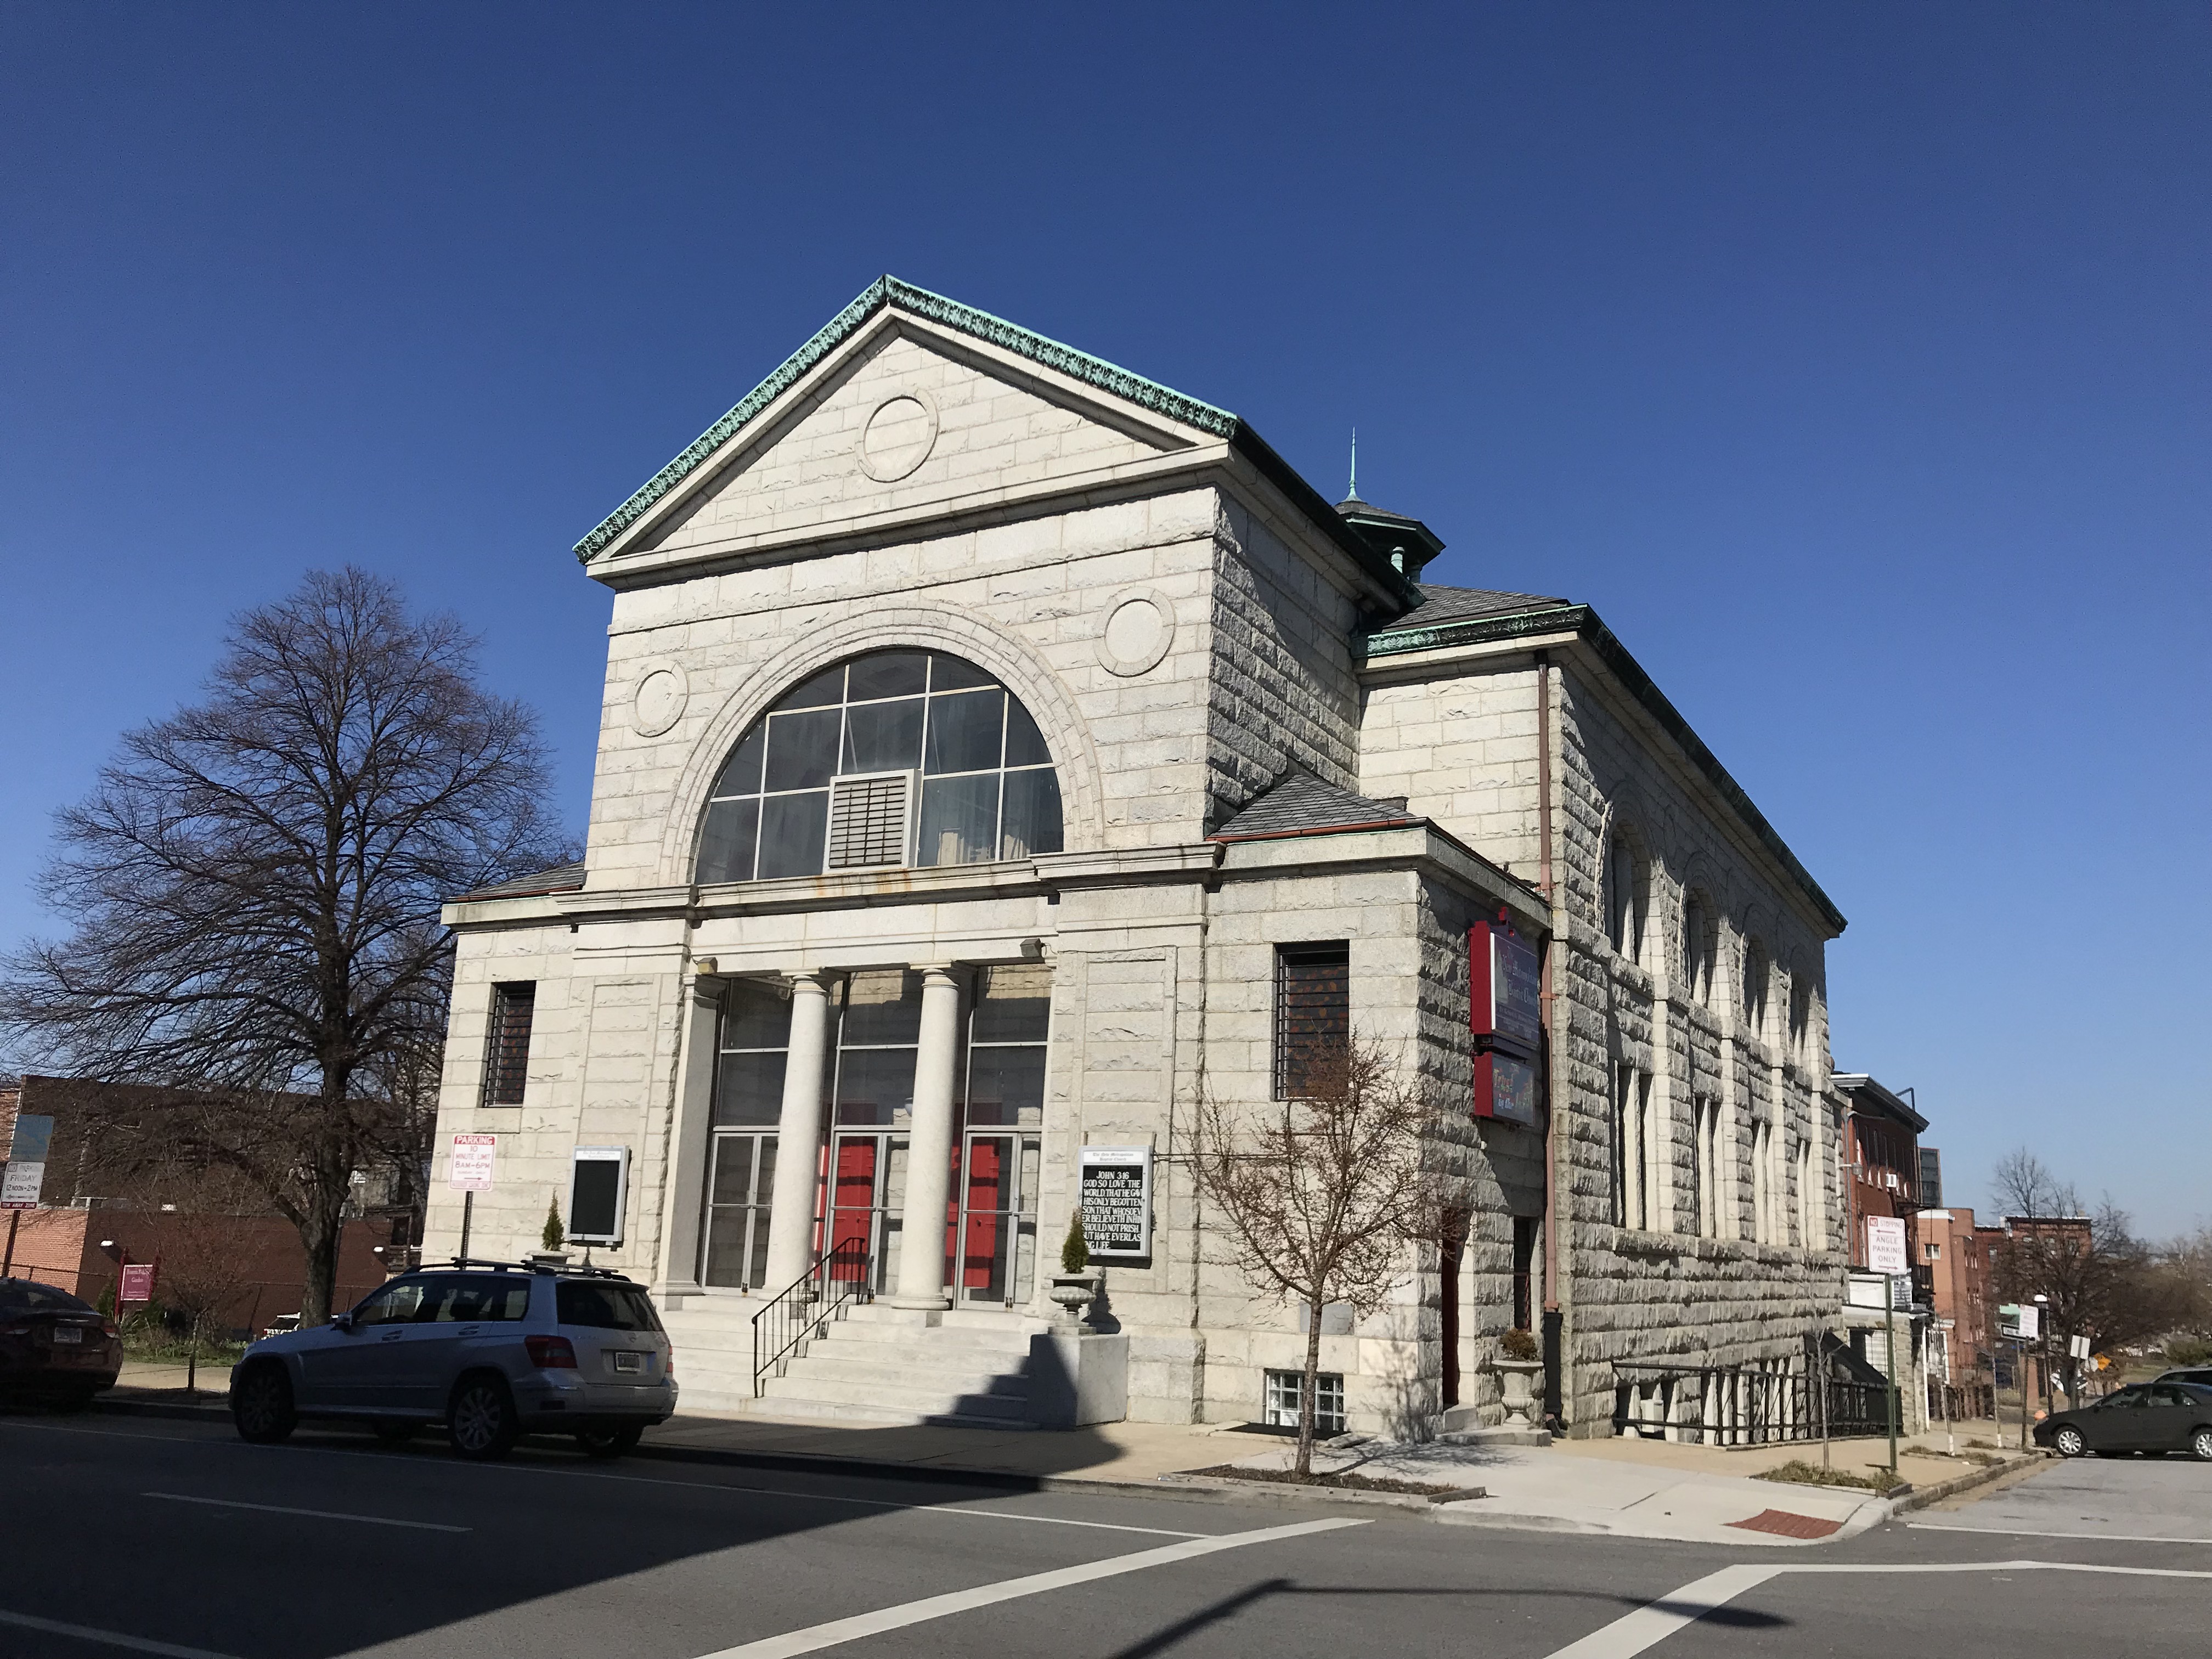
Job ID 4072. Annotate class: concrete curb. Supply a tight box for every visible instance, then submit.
[1156,1471,1487,1515]
[1883,1453,2048,1517]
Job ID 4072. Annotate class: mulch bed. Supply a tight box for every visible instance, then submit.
[1185,1463,1470,1497]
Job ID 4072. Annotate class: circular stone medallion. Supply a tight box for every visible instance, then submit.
[1098,590,1176,678]
[630,661,689,737]
[856,389,940,482]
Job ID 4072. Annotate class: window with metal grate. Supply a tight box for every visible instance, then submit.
[483,981,535,1105]
[826,773,911,868]
[1274,943,1349,1099]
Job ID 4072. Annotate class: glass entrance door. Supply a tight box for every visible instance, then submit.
[701,1131,776,1289]
[826,1131,907,1294]
[957,1131,1039,1306]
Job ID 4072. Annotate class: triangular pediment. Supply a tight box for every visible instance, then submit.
[577,278,1235,568]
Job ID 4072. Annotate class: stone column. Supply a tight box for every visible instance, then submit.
[653,975,725,1301]
[887,964,961,1311]
[761,971,833,1292]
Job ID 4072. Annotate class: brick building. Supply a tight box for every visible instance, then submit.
[424,279,1850,1436]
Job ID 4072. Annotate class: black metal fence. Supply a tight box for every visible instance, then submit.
[1612,1365,1891,1444]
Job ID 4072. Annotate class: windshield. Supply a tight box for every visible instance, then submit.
[0,1282,92,1315]
[556,1281,663,1332]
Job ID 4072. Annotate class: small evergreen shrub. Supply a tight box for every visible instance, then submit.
[1060,1211,1090,1274]
[542,1198,565,1252]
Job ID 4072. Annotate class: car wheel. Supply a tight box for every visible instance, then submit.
[370,1420,420,1446]
[448,1376,518,1462]
[232,1364,297,1444]
[2191,1428,2212,1463]
[2052,1425,2086,1458]
[577,1424,645,1460]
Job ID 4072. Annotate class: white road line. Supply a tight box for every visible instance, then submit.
[0,1607,239,1658]
[693,1515,1369,1659]
[142,1491,472,1533]
[1911,1521,2212,1545]
[3,1416,1208,1539]
[1544,1559,2212,1658]
[1541,1564,1780,1659]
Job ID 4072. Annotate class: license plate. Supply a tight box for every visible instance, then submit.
[52,1327,83,1345]
[613,1351,643,1374]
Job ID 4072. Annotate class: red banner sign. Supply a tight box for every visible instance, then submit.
[119,1261,157,1304]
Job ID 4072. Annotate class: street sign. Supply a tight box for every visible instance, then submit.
[1890,1273,1914,1311]
[119,1261,157,1304]
[1076,1145,1153,1259]
[1,1112,54,1209]
[449,1133,498,1192]
[2069,1334,2091,1361]
[1865,1214,1909,1276]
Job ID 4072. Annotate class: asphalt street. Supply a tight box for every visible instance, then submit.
[0,1413,2205,1659]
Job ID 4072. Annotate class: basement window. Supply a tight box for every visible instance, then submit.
[1263,1368,1346,1436]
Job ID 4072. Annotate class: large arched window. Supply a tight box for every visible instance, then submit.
[695,650,1064,884]
[1740,937,1769,1037]
[1604,831,1647,964]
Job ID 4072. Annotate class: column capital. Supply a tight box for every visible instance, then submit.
[784,969,833,998]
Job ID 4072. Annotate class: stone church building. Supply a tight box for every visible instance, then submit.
[425,278,1849,1437]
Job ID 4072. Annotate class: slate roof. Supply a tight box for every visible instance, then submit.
[450,862,588,903]
[1212,771,1419,840]
[1390,584,1570,631]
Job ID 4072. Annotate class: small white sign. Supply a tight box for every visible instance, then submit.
[1865,1214,1909,1276]
[1,1160,45,1209]
[449,1133,498,1192]
[2069,1333,2091,1361]
[2016,1304,2040,1340]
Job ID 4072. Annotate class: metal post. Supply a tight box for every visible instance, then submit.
[1886,1296,1900,1474]
[2018,1339,2030,1451]
[2,1209,18,1277]
[458,1190,473,1262]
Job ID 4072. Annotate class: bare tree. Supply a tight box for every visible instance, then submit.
[1988,1148,2184,1399]
[142,1211,244,1396]
[0,569,563,1324]
[1190,1036,1441,1476]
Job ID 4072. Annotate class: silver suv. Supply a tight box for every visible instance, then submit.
[229,1260,676,1460]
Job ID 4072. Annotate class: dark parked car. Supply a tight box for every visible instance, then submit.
[2035,1381,2212,1460]
[230,1260,676,1460]
[0,1278,122,1408]
[2154,1365,2212,1390]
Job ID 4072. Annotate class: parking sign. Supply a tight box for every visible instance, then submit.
[449,1133,497,1192]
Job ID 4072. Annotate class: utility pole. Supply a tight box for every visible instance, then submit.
[1885,1290,1900,1475]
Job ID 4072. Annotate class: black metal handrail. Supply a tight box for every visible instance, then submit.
[751,1237,873,1397]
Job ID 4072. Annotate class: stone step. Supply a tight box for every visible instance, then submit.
[674,1389,1039,1430]
[758,1373,1033,1421]
[776,1353,1031,1399]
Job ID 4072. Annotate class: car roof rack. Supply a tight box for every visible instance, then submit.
[416,1257,635,1281]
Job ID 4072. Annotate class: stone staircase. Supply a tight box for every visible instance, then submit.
[659,1295,1052,1427]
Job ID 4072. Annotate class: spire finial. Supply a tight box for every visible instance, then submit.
[1348,427,1358,500]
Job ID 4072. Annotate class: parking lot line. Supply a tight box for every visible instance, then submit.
[142,1491,472,1532]
[691,1515,1370,1658]
[0,1607,239,1659]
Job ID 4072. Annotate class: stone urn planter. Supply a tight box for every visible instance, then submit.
[1048,1268,1102,1329]
[1492,1358,1545,1429]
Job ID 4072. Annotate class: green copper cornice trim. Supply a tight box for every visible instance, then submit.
[1363,602,1846,934]
[573,275,1236,563]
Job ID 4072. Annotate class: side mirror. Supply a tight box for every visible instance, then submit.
[330,1312,356,1331]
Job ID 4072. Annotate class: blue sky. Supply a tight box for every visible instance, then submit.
[3,5,2205,1232]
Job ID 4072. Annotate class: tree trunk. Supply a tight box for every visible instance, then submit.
[296,1197,346,1328]
[1297,1296,1326,1479]
[186,1311,200,1396]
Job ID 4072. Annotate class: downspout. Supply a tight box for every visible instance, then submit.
[1534,651,1564,1430]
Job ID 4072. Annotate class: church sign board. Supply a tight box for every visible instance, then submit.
[1469,917,1543,1126]
[1077,1144,1152,1259]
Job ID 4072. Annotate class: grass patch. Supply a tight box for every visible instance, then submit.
[1756,1458,1906,1495]
[1187,1463,1471,1497]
